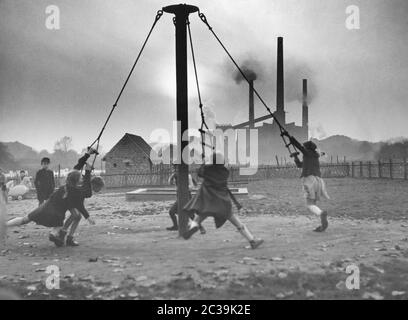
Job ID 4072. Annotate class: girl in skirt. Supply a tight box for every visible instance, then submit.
[57,150,104,246]
[283,132,330,232]
[6,150,98,246]
[182,153,263,249]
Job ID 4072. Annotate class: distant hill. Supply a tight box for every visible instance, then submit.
[312,135,383,161]
[1,141,106,174]
[1,141,74,174]
[1,135,403,173]
[3,141,38,160]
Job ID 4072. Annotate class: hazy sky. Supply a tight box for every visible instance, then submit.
[1,0,408,152]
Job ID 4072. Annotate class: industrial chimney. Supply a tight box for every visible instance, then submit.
[276,37,285,125]
[302,79,309,139]
[249,80,255,129]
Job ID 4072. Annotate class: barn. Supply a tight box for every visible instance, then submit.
[103,133,155,174]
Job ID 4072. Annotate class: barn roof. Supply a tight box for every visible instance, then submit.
[103,133,155,160]
[126,133,153,158]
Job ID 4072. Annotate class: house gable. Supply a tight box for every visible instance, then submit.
[104,133,155,174]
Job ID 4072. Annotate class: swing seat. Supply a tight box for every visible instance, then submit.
[125,187,248,202]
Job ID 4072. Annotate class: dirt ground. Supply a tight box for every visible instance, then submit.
[1,178,408,300]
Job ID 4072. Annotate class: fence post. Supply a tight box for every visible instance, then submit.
[378,160,382,178]
[389,158,393,179]
[160,165,164,185]
[404,158,407,180]
[368,161,371,179]
[359,161,362,178]
[351,162,355,178]
[58,164,61,187]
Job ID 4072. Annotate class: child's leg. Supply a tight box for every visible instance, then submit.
[306,199,328,232]
[228,214,263,249]
[7,216,30,227]
[61,209,77,233]
[59,209,81,245]
[306,199,322,215]
[167,202,178,230]
[228,214,254,241]
[68,213,82,237]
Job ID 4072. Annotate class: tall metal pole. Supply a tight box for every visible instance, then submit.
[163,4,199,236]
[276,37,285,125]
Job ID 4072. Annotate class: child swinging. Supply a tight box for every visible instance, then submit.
[182,153,263,249]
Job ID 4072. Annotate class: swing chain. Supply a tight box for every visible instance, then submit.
[198,12,212,31]
[155,9,163,21]
[190,14,242,210]
[198,10,302,165]
[187,16,214,159]
[87,9,164,164]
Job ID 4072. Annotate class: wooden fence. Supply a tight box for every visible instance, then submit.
[100,163,351,188]
[349,159,408,180]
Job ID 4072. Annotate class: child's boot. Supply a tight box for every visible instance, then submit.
[166,215,178,231]
[250,238,264,249]
[66,235,79,246]
[183,221,199,239]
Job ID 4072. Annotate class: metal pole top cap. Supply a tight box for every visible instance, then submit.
[163,4,199,15]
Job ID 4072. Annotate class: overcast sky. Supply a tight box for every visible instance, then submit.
[1,0,408,152]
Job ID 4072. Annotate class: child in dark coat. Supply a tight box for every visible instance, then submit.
[34,157,55,206]
[57,150,104,246]
[6,150,101,246]
[182,153,263,249]
[283,132,330,232]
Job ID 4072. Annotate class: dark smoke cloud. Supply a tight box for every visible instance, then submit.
[232,59,263,84]
[225,55,317,104]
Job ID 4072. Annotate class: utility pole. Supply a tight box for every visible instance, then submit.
[163,4,199,236]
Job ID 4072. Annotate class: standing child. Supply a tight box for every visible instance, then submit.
[182,153,263,249]
[283,132,330,232]
[18,170,31,189]
[34,157,55,206]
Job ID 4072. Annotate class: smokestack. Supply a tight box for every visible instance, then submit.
[249,80,254,129]
[276,37,285,124]
[302,79,309,139]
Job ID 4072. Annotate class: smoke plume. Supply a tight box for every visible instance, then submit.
[233,59,263,84]
[226,55,317,104]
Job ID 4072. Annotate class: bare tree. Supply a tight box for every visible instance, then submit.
[54,136,73,153]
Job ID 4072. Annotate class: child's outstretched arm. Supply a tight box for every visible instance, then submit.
[73,153,91,171]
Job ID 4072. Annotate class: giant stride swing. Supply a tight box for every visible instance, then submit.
[86,4,301,236]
